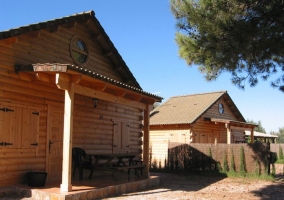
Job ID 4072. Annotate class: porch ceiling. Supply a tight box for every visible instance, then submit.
[15,63,163,106]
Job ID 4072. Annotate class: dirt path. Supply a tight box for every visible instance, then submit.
[103,172,284,200]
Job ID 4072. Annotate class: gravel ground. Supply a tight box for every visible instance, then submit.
[103,172,284,200]
[1,172,284,199]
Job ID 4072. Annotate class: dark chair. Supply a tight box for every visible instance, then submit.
[72,147,93,180]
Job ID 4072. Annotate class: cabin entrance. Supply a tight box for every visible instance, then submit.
[47,105,64,182]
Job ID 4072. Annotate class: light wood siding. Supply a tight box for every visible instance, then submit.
[192,97,240,144]
[0,23,144,186]
[192,118,227,143]
[203,98,237,120]
[149,129,191,167]
[0,24,122,81]
[72,94,143,155]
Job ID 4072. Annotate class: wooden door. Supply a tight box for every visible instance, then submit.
[113,120,130,153]
[200,133,208,143]
[47,105,64,182]
[213,131,221,144]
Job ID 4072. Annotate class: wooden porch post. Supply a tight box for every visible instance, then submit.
[225,123,231,144]
[250,128,254,144]
[60,83,74,192]
[143,105,151,178]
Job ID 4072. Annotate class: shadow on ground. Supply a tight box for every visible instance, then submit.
[250,175,284,200]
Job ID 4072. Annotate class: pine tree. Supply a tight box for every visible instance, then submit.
[230,149,235,172]
[170,0,284,92]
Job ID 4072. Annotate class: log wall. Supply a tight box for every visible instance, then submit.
[73,94,143,155]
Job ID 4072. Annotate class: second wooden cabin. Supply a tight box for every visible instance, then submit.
[149,91,257,165]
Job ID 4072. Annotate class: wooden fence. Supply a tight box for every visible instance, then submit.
[150,142,274,175]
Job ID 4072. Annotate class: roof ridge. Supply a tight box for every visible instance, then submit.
[0,10,95,32]
[0,11,94,37]
[170,90,227,98]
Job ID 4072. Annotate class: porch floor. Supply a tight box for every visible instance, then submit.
[1,171,160,200]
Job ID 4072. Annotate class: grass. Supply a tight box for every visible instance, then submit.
[150,168,276,182]
[275,159,284,164]
[223,171,275,181]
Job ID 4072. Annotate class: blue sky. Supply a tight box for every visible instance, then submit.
[1,1,283,133]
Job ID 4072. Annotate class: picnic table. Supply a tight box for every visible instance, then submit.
[87,153,145,178]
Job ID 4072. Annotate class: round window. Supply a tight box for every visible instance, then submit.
[70,35,89,66]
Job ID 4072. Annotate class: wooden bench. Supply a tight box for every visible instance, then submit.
[111,164,145,177]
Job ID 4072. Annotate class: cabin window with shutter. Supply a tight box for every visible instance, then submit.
[0,104,39,149]
[21,108,39,148]
[0,106,22,148]
[112,120,130,153]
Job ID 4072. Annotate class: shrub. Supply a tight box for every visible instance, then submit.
[240,146,246,175]
[254,159,260,176]
[222,150,228,172]
[151,158,158,171]
[230,149,235,172]
[279,146,284,160]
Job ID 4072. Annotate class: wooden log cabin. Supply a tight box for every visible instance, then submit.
[149,91,257,165]
[0,11,162,191]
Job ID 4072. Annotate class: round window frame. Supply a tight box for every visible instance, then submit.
[218,103,224,114]
[70,35,89,66]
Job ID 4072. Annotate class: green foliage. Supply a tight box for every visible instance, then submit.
[226,172,275,181]
[246,119,266,133]
[239,146,246,175]
[254,159,260,176]
[170,0,284,92]
[279,145,284,159]
[207,147,215,171]
[275,127,284,143]
[222,150,228,172]
[270,152,278,164]
[230,149,235,172]
[217,162,222,172]
[276,158,284,164]
[264,156,269,175]
[272,164,276,176]
[208,147,212,158]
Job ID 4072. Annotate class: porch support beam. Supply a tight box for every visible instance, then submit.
[143,105,151,178]
[230,126,254,131]
[225,123,231,144]
[60,82,74,192]
[250,128,254,144]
